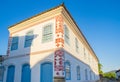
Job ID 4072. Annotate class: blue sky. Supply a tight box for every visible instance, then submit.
[0,0,120,72]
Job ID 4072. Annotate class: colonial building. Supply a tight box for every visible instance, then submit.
[3,4,99,82]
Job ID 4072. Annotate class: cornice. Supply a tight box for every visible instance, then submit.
[61,6,99,62]
[8,4,64,34]
[9,3,64,29]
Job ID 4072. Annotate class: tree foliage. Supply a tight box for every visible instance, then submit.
[103,72,116,79]
[98,63,103,75]
[98,63,116,80]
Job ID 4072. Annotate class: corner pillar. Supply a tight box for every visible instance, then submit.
[54,15,65,82]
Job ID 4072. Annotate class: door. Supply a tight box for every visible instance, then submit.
[21,64,31,82]
[41,62,53,82]
[6,65,15,82]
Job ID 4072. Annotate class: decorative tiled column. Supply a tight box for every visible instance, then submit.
[54,15,65,82]
[55,15,64,48]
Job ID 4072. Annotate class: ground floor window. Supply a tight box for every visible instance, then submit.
[85,69,88,80]
[77,66,81,80]
[65,61,71,80]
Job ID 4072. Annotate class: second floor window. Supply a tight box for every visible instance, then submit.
[24,31,34,48]
[11,36,19,51]
[84,48,86,59]
[42,24,53,43]
[64,25,69,45]
[75,38,79,53]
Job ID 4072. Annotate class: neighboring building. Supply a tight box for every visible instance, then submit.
[116,69,120,80]
[0,56,3,65]
[3,4,99,82]
[0,56,4,82]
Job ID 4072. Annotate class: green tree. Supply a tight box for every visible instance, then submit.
[98,63,103,75]
[103,72,116,79]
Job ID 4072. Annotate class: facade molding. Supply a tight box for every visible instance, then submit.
[61,6,99,62]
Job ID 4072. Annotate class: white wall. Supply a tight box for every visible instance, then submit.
[5,14,99,82]
[116,71,120,79]
[10,19,56,57]
[3,49,99,82]
[63,22,99,76]
[3,51,54,82]
[64,51,99,82]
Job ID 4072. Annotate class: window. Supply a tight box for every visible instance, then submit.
[77,66,81,80]
[11,36,19,51]
[84,48,86,59]
[21,64,31,82]
[6,65,15,82]
[65,61,71,80]
[94,73,96,80]
[85,69,88,80]
[42,24,53,43]
[24,31,34,48]
[64,25,69,44]
[75,38,79,53]
[90,71,92,80]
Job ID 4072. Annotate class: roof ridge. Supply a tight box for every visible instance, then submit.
[8,3,65,28]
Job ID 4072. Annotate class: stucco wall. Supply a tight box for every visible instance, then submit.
[3,51,54,82]
[3,50,99,82]
[63,22,99,75]
[4,5,99,82]
[64,51,99,82]
[9,19,56,57]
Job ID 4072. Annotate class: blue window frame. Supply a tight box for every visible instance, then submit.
[42,24,53,43]
[64,25,69,45]
[77,66,81,80]
[24,31,34,48]
[11,36,19,51]
[65,61,71,80]
[85,69,88,80]
[90,71,92,80]
[6,65,15,82]
[21,64,31,82]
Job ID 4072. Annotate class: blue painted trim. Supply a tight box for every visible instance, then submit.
[24,30,34,48]
[6,65,15,82]
[65,61,71,80]
[85,69,88,80]
[76,66,81,80]
[40,62,53,82]
[11,36,19,51]
[21,64,31,82]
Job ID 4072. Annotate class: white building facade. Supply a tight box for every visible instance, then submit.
[116,69,120,80]
[3,4,99,82]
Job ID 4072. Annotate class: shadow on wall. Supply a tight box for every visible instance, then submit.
[4,34,100,82]
[31,53,54,82]
[4,33,38,82]
[65,51,99,82]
